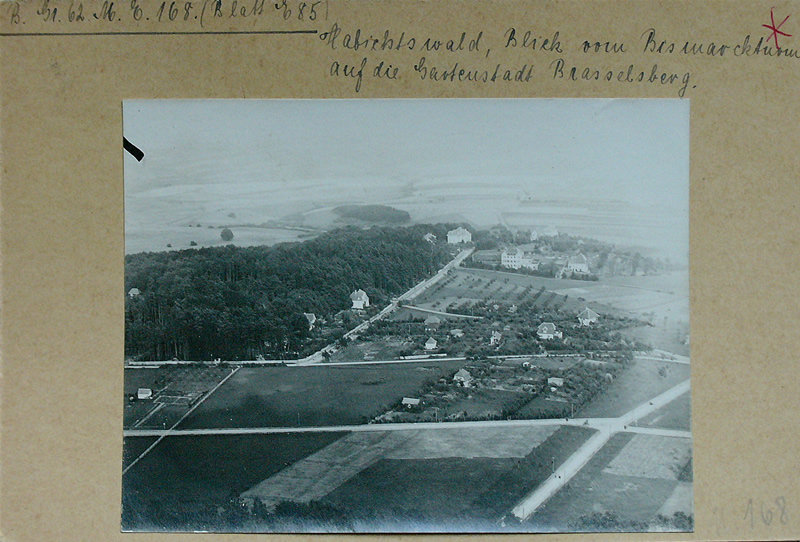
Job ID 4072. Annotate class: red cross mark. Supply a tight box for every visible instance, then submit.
[763,7,792,50]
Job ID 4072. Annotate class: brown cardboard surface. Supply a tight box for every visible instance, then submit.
[1,0,799,540]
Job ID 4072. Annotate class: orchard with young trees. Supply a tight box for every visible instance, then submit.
[124,225,453,361]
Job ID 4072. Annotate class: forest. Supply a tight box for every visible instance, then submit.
[125,225,454,361]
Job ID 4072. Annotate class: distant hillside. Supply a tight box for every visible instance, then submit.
[333,204,410,224]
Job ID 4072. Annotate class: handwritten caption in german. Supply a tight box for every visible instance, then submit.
[319,23,800,95]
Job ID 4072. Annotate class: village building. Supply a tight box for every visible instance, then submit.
[303,313,317,331]
[566,252,590,274]
[127,287,141,298]
[490,330,502,345]
[423,232,437,243]
[537,322,563,340]
[501,247,540,270]
[446,227,472,244]
[425,337,438,350]
[577,307,600,326]
[401,397,421,408]
[453,369,473,387]
[350,289,370,310]
[424,315,441,329]
[450,328,464,338]
[137,388,153,400]
[547,377,564,387]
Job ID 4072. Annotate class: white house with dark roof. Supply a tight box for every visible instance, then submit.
[446,227,472,244]
[577,307,600,326]
[350,289,370,310]
[537,322,563,340]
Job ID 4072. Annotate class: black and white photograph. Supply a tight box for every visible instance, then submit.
[121,99,691,533]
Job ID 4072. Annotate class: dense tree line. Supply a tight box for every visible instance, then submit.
[125,225,452,361]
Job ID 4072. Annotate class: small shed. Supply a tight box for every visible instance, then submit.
[401,397,421,408]
[127,288,141,298]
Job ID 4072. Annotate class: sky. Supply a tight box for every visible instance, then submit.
[123,99,689,212]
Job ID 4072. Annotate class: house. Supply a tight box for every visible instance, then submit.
[137,388,153,400]
[577,307,600,326]
[401,397,421,408]
[537,322,563,340]
[547,377,564,387]
[350,289,370,310]
[490,330,502,345]
[425,337,438,350]
[303,313,317,330]
[501,247,539,270]
[566,252,590,274]
[424,315,441,329]
[423,232,437,243]
[450,328,464,338]
[127,287,141,298]
[446,227,472,244]
[453,369,473,387]
[530,229,539,241]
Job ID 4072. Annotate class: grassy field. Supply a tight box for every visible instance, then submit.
[178,362,465,429]
[528,432,692,531]
[638,391,691,431]
[577,357,690,418]
[121,432,346,530]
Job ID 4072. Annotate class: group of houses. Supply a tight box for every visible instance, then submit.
[424,227,473,245]
[500,246,591,278]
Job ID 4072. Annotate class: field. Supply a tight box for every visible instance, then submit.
[577,357,691,418]
[639,391,691,431]
[319,425,596,528]
[178,362,466,429]
[122,432,346,530]
[528,432,693,531]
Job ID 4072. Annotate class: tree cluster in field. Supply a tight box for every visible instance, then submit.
[125,225,452,361]
[333,204,411,224]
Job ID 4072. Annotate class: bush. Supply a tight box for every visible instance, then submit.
[220,228,234,241]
